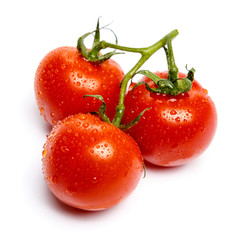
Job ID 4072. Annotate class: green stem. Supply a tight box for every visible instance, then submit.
[78,26,179,127]
[165,38,178,82]
[111,29,179,127]
[98,41,147,54]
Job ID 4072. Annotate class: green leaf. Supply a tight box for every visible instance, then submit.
[131,81,178,96]
[186,67,196,82]
[77,18,124,64]
[119,107,151,131]
[135,70,175,88]
[175,78,192,93]
[83,95,111,124]
[92,17,101,49]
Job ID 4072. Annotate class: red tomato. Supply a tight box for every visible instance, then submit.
[34,47,124,125]
[122,71,217,167]
[42,113,143,210]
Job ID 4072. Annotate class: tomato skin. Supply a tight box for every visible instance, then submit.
[122,71,217,167]
[42,113,143,210]
[35,47,124,125]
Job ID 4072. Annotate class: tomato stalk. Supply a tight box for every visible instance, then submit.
[164,38,178,82]
[77,22,179,127]
[100,30,179,127]
[130,38,196,97]
[164,38,196,94]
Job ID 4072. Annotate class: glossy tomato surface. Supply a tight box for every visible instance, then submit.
[123,71,217,167]
[35,47,124,125]
[42,113,143,210]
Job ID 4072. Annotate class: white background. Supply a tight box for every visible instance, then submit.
[1,0,239,239]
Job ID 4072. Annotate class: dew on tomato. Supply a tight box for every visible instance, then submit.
[42,149,47,157]
[123,72,217,167]
[51,175,58,184]
[42,113,143,210]
[34,46,124,126]
[60,146,69,153]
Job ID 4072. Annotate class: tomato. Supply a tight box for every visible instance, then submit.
[122,71,217,167]
[34,46,124,125]
[42,113,143,210]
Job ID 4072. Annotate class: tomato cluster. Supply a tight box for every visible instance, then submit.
[35,23,217,211]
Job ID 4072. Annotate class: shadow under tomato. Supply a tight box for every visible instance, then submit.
[45,188,119,218]
[25,99,52,134]
[144,159,194,174]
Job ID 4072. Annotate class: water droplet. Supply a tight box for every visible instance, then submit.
[74,132,79,137]
[101,126,107,131]
[75,122,81,127]
[203,88,208,94]
[175,117,180,123]
[66,186,76,195]
[92,177,98,184]
[83,123,89,128]
[79,115,86,120]
[67,128,72,133]
[77,73,82,78]
[61,64,67,70]
[168,98,177,102]
[170,109,177,115]
[42,149,47,157]
[61,146,69,153]
[51,175,58,183]
[101,84,107,90]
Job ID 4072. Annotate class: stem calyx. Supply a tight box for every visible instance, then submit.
[131,67,195,96]
[131,37,196,96]
[77,19,123,63]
